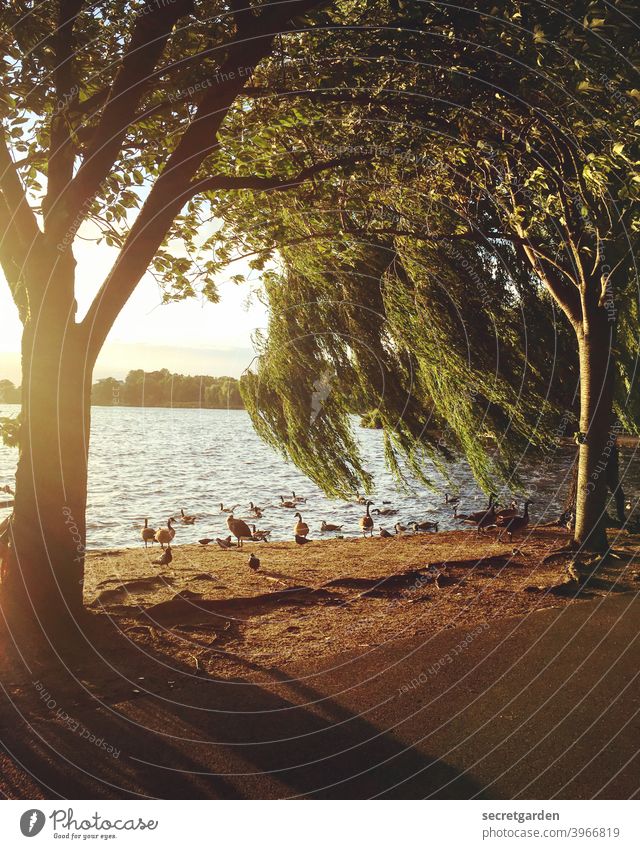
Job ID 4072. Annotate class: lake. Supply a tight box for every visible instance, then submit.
[0,405,638,549]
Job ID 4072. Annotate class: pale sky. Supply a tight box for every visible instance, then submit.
[0,223,269,385]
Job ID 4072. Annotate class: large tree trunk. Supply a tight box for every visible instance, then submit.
[573,306,616,551]
[1,257,92,641]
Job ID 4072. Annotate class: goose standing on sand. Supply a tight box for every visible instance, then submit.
[380,527,393,538]
[153,545,172,566]
[321,520,343,532]
[294,512,309,538]
[155,518,175,549]
[359,501,374,537]
[227,514,253,548]
[497,501,532,541]
[251,524,271,541]
[456,494,498,533]
[295,534,311,545]
[180,508,196,525]
[248,553,261,571]
[216,536,235,549]
[141,518,156,547]
[476,504,498,534]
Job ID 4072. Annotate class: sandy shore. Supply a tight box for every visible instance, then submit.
[81,526,640,679]
[1,526,639,799]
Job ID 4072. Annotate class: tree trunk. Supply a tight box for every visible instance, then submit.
[573,307,616,551]
[1,258,92,642]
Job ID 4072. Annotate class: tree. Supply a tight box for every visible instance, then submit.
[91,377,123,406]
[0,380,20,403]
[1,0,384,635]
[218,1,638,550]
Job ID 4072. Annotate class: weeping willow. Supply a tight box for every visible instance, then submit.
[241,231,576,498]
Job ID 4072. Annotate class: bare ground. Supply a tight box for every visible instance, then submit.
[80,526,640,681]
[1,526,639,799]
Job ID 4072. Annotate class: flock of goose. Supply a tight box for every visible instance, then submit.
[139,491,534,569]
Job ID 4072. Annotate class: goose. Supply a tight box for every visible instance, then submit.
[153,545,172,566]
[445,493,460,507]
[380,527,393,538]
[219,503,239,513]
[294,534,311,545]
[180,508,196,525]
[413,520,439,532]
[497,501,532,541]
[155,518,175,549]
[141,518,156,547]
[226,514,253,548]
[476,505,498,534]
[251,524,271,541]
[248,553,261,571]
[373,507,398,517]
[354,492,368,505]
[321,520,343,532]
[463,493,497,523]
[216,536,235,549]
[495,501,518,520]
[394,522,408,534]
[294,511,309,537]
[198,538,214,546]
[280,495,297,508]
[359,501,374,537]
[456,494,498,532]
[292,491,306,504]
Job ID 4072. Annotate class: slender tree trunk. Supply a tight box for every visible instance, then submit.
[573,306,616,551]
[1,256,92,641]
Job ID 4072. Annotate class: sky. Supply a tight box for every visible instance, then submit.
[0,224,269,385]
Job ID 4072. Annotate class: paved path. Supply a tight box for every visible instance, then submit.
[1,593,639,798]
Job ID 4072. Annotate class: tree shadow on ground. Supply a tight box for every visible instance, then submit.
[0,611,489,800]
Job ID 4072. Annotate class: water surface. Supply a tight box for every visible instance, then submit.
[0,405,637,548]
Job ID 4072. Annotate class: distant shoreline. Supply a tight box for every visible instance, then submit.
[1,369,245,409]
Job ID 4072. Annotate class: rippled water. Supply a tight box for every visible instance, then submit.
[0,405,638,549]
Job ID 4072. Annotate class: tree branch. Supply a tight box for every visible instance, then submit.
[45,0,84,223]
[228,0,256,35]
[216,226,522,268]
[51,0,195,241]
[187,154,371,198]
[0,192,29,320]
[0,126,42,257]
[82,0,329,362]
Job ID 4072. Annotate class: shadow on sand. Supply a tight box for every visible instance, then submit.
[0,612,487,800]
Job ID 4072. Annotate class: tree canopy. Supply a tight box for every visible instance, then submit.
[205,1,639,498]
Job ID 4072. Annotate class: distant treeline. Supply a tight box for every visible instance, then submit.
[0,370,244,409]
[0,380,20,404]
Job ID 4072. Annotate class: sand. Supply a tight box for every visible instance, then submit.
[81,526,640,680]
[1,525,640,799]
